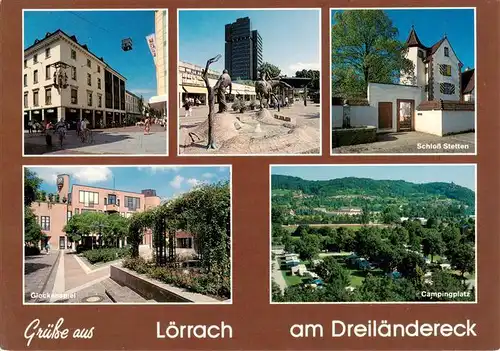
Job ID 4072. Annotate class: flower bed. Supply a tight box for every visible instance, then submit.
[122,257,230,300]
[81,247,130,264]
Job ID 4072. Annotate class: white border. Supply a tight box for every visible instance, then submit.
[23,164,233,305]
[22,9,169,157]
[329,7,477,156]
[176,8,323,157]
[268,164,478,304]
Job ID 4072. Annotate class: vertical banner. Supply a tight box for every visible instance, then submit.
[146,33,157,64]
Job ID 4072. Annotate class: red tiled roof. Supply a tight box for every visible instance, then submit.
[461,69,475,94]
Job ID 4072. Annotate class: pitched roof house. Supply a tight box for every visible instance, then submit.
[400,26,467,102]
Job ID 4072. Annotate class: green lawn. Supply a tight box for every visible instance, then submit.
[281,271,304,287]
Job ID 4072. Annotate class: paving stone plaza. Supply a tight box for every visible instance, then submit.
[24,125,167,155]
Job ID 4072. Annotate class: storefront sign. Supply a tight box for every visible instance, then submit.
[145,34,157,64]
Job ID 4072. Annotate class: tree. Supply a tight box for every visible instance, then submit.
[24,168,42,207]
[295,69,320,91]
[271,281,283,301]
[426,217,438,228]
[421,229,444,263]
[388,226,409,246]
[315,256,349,285]
[354,227,383,261]
[423,270,474,301]
[283,233,294,253]
[272,207,286,225]
[397,251,426,280]
[355,275,408,302]
[292,224,309,237]
[360,202,370,224]
[381,206,400,224]
[24,169,43,247]
[448,243,475,278]
[258,62,281,78]
[295,234,320,261]
[375,243,402,273]
[25,207,43,245]
[331,10,414,98]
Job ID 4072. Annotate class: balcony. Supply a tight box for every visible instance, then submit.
[104,203,119,212]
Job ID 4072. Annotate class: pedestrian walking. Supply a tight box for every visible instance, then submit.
[76,119,81,137]
[45,242,50,254]
[183,99,191,117]
[144,117,151,135]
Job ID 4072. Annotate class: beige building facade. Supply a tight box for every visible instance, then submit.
[178,60,257,106]
[23,29,126,129]
[125,90,142,116]
[148,10,168,115]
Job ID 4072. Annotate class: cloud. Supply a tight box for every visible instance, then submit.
[219,167,228,172]
[202,173,215,179]
[170,175,184,189]
[187,178,207,187]
[288,62,321,74]
[29,166,112,184]
[138,166,180,174]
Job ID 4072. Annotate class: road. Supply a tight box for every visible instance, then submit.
[271,256,287,293]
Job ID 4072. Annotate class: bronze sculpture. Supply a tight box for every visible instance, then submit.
[255,71,292,111]
[193,54,221,149]
[213,69,232,113]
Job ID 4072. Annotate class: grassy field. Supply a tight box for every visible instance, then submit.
[281,271,304,287]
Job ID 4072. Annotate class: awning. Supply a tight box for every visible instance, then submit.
[149,94,168,104]
[182,86,207,94]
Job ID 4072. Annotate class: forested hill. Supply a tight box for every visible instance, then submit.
[271,175,475,208]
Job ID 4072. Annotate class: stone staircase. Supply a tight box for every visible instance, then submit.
[101,278,155,303]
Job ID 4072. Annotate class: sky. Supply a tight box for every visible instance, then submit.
[24,10,158,101]
[272,165,476,191]
[28,166,231,201]
[179,10,320,76]
[331,9,475,69]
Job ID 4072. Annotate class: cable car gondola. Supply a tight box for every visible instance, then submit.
[122,38,133,51]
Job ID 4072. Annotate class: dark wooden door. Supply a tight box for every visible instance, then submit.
[378,102,393,129]
[59,236,65,250]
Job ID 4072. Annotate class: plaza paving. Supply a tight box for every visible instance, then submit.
[179,103,321,155]
[24,250,61,303]
[25,249,115,304]
[24,125,167,155]
[332,131,475,154]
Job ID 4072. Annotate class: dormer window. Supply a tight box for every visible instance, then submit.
[444,47,449,57]
[417,50,424,58]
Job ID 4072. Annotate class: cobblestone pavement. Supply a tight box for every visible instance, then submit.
[24,125,167,155]
[332,131,475,154]
[179,103,321,155]
[24,251,61,303]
